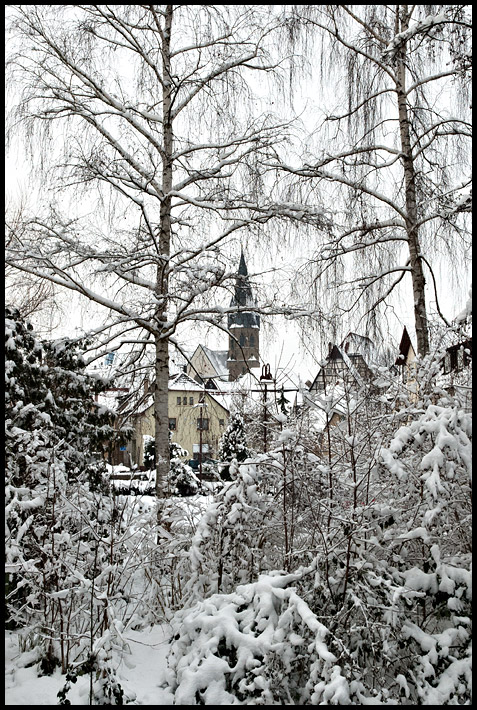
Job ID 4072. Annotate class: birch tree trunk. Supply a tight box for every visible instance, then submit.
[395,5,429,355]
[154,5,174,498]
[274,5,471,356]
[7,5,302,501]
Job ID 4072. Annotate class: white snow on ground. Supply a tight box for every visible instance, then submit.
[5,624,174,705]
[4,487,217,706]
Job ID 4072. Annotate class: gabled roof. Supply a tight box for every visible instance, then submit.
[309,343,366,391]
[169,371,206,391]
[340,332,378,364]
[395,327,415,365]
[170,372,230,413]
[200,346,229,378]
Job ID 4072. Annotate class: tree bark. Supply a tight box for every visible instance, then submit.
[395,5,430,356]
[154,5,174,499]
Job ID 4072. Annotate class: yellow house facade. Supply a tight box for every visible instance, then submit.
[128,372,230,467]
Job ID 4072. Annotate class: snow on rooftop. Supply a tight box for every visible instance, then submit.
[169,371,207,391]
[201,346,229,378]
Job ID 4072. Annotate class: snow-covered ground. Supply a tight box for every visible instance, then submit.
[4,486,221,706]
[5,624,174,705]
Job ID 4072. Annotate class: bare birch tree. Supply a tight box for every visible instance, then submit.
[274,4,472,355]
[6,5,317,502]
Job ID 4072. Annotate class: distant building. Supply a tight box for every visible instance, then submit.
[120,372,230,468]
[186,251,261,383]
[394,327,416,379]
[439,337,472,411]
[186,344,229,383]
[441,338,472,376]
[393,326,419,401]
[227,251,261,381]
[309,333,377,394]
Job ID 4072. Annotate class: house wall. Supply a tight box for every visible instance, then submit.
[128,388,229,467]
[169,390,229,461]
[401,345,418,401]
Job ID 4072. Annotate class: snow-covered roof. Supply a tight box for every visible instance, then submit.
[95,388,128,414]
[303,385,356,429]
[340,332,386,368]
[206,391,231,414]
[200,346,229,378]
[170,372,231,413]
[169,371,207,391]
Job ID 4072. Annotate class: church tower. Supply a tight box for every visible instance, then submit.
[227,251,260,381]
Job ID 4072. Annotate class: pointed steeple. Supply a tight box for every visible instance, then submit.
[228,251,260,329]
[238,250,248,276]
[227,251,260,381]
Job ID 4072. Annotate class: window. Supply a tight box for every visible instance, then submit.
[169,418,177,431]
[183,396,187,405]
[197,418,209,430]
[193,444,209,460]
[250,335,255,347]
[219,419,225,427]
[189,396,194,405]
[239,334,245,347]
[177,396,182,405]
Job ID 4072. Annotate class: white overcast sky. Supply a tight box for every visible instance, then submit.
[5,5,471,380]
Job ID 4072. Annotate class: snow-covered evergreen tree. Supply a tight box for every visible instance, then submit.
[218,412,250,480]
[5,307,140,692]
[145,433,199,496]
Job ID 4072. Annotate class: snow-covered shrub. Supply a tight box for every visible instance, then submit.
[254,428,328,572]
[171,458,200,496]
[168,435,200,496]
[184,461,273,603]
[57,647,136,705]
[372,403,472,703]
[145,432,199,495]
[218,412,250,480]
[164,571,341,705]
[143,435,155,469]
